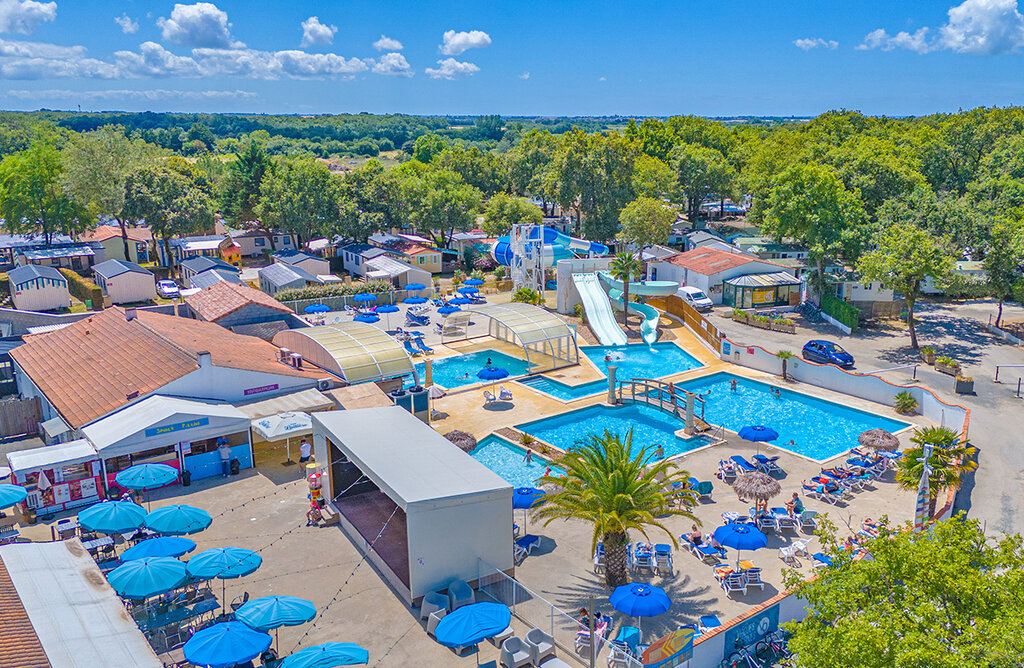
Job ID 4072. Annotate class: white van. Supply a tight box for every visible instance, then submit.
[677,285,714,312]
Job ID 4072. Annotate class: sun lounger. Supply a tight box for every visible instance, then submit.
[688,478,713,500]
[799,510,818,530]
[752,454,783,474]
[683,536,724,563]
[611,625,641,654]
[716,460,738,482]
[514,534,541,564]
[412,336,433,354]
[403,340,422,356]
[730,455,758,473]
[698,615,721,634]
[654,544,673,574]
[812,552,834,568]
[802,483,842,505]
[633,543,653,573]
[498,386,513,401]
[743,567,765,591]
[484,391,497,404]
[721,573,747,596]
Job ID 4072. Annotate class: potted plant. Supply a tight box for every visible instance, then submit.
[935,356,960,376]
[731,308,748,323]
[771,317,796,333]
[894,391,919,415]
[920,346,936,365]
[954,375,974,394]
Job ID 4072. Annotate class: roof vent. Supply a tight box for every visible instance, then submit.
[289,353,303,369]
[197,351,211,368]
[125,307,137,321]
[278,347,291,363]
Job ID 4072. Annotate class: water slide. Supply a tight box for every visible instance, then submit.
[572,273,628,346]
[491,227,609,267]
[598,272,678,346]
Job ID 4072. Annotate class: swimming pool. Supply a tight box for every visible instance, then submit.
[470,436,564,487]
[416,349,531,389]
[677,372,911,461]
[516,342,703,400]
[517,403,715,459]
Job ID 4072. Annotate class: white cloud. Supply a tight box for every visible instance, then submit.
[793,37,839,50]
[439,29,491,55]
[0,37,84,58]
[115,13,139,34]
[372,52,412,76]
[0,37,119,78]
[858,0,1024,54]
[157,2,243,49]
[300,16,336,47]
[373,34,403,51]
[518,71,530,80]
[598,76,606,81]
[7,88,257,101]
[0,0,56,35]
[425,57,479,79]
[272,50,367,78]
[115,41,201,77]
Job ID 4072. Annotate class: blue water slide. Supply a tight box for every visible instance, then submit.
[490,227,608,267]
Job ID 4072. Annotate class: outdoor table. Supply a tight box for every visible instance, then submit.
[138,598,219,632]
[52,519,79,541]
[122,528,158,543]
[82,536,114,553]
[0,528,19,545]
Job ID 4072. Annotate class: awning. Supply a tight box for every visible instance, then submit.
[234,387,334,420]
[252,412,312,442]
[40,416,72,439]
[82,395,251,458]
[7,439,97,476]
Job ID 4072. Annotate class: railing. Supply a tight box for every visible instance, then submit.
[616,378,705,421]
[646,294,721,353]
[868,363,919,380]
[994,364,1024,398]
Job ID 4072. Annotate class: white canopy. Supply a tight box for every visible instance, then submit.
[7,439,97,476]
[252,411,312,442]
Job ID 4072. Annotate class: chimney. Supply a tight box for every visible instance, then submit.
[197,351,211,368]
[278,347,291,363]
[125,307,137,322]
[289,353,303,369]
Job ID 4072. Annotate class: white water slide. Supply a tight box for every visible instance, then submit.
[572,273,627,346]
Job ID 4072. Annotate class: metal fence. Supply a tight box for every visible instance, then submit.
[277,290,416,315]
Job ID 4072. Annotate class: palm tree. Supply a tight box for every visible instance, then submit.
[895,426,977,519]
[609,252,644,330]
[536,429,698,588]
[776,350,794,381]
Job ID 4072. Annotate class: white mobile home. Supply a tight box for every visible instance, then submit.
[92,259,157,305]
[7,264,70,312]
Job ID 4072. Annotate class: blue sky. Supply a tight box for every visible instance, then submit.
[2,0,1024,116]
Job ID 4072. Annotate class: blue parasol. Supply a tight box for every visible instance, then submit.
[144,504,212,535]
[476,367,509,382]
[183,621,272,668]
[402,296,428,305]
[352,293,377,303]
[512,487,545,509]
[462,278,484,286]
[353,313,379,323]
[304,304,329,314]
[448,297,472,305]
[375,304,400,314]
[712,522,768,567]
[236,595,317,632]
[186,547,262,580]
[437,305,461,315]
[404,282,427,291]
[434,602,511,648]
[609,582,671,636]
[280,642,369,667]
[115,463,178,491]
[120,536,196,561]
[457,285,479,294]
[0,483,27,509]
[108,556,187,599]
[738,425,780,456]
[78,500,146,534]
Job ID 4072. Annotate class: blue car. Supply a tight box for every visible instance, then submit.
[801,340,855,369]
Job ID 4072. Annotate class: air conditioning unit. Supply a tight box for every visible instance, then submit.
[278,347,291,363]
[289,353,303,369]
[316,378,333,391]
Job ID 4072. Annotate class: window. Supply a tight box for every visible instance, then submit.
[255,238,265,247]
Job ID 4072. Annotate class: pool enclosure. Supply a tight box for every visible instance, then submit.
[442,302,580,373]
[273,321,417,384]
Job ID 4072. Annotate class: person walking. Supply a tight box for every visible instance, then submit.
[218,439,232,477]
[299,438,312,464]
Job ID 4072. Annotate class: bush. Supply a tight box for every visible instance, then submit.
[275,279,395,302]
[573,302,584,319]
[894,391,919,415]
[512,287,542,305]
[494,265,507,281]
[936,356,958,368]
[920,346,935,355]
[0,272,8,299]
[820,294,860,333]
[473,254,497,271]
[59,268,103,310]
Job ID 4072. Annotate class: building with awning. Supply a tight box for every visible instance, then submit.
[6,439,102,515]
[442,302,579,372]
[273,321,417,385]
[235,387,336,466]
[722,271,801,308]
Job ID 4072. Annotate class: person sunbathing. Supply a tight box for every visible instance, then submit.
[861,518,881,537]
[687,525,703,544]
[821,466,853,478]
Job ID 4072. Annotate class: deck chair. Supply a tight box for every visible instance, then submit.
[412,336,433,354]
[721,573,748,596]
[484,391,497,404]
[498,385,514,401]
[514,534,541,564]
[730,455,758,473]
[799,510,818,530]
[752,454,783,474]
[403,340,422,356]
[654,544,673,575]
[812,552,834,568]
[692,480,713,501]
[447,579,475,610]
[698,615,721,634]
[611,625,641,655]
[743,568,765,591]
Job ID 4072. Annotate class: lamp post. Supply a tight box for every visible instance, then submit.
[913,443,934,533]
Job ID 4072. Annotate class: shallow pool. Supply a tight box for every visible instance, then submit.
[470,436,564,487]
[416,349,531,389]
[517,403,714,459]
[677,372,911,460]
[516,342,703,400]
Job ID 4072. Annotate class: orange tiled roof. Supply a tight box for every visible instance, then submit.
[81,226,152,243]
[0,556,50,668]
[10,307,320,428]
[393,242,438,256]
[183,281,292,323]
[662,247,780,275]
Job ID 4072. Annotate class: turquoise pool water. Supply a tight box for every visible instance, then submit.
[517,403,714,459]
[516,342,703,400]
[415,349,531,389]
[677,372,911,460]
[470,436,564,487]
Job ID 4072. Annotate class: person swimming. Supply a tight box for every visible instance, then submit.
[770,387,781,398]
[729,378,738,392]
[524,448,533,464]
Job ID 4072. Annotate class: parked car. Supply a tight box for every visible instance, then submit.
[802,340,855,368]
[677,285,714,312]
[157,279,180,299]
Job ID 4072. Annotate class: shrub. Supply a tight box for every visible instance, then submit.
[470,269,485,280]
[920,346,935,355]
[520,433,536,446]
[59,268,103,310]
[894,391,919,415]
[473,254,496,271]
[275,280,395,302]
[494,265,507,281]
[573,302,584,319]
[935,356,958,368]
[0,272,8,299]
[452,270,466,285]
[512,287,542,305]
[820,294,860,333]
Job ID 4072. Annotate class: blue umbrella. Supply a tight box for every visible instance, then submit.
[186,547,262,580]
[280,642,369,667]
[304,304,329,314]
[512,487,545,509]
[120,536,196,561]
[353,313,379,324]
[457,285,479,294]
[375,304,400,314]
[610,582,672,636]
[145,504,212,535]
[352,293,377,303]
[712,522,768,567]
[738,425,779,456]
[78,500,147,534]
[434,602,511,648]
[115,463,178,490]
[437,305,461,315]
[108,556,187,599]
[448,297,472,306]
[236,595,316,631]
[184,621,272,668]
[462,278,484,286]
[402,296,428,305]
[477,367,510,382]
[0,483,27,509]
[404,282,427,291]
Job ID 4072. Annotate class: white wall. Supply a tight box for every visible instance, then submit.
[104,274,157,304]
[157,365,320,405]
[555,257,613,314]
[11,283,69,312]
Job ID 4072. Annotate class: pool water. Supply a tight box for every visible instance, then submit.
[470,436,565,487]
[677,372,911,461]
[517,403,714,459]
[516,343,703,400]
[416,349,531,389]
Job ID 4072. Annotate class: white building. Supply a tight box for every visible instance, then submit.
[339,244,392,277]
[647,247,785,304]
[273,250,330,277]
[7,264,70,312]
[229,230,298,257]
[92,259,157,305]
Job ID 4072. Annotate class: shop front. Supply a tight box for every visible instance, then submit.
[81,395,254,490]
[6,439,102,518]
[723,271,802,309]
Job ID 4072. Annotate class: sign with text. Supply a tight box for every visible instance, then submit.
[723,603,779,654]
[145,417,210,438]
[244,383,279,396]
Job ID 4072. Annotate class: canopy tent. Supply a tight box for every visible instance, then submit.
[234,388,334,420]
[273,321,417,385]
[7,438,97,477]
[442,302,579,373]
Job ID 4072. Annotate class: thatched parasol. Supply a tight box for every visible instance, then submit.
[443,430,477,453]
[858,428,900,452]
[732,471,782,501]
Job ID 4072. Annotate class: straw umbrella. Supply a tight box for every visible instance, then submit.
[444,430,477,453]
[858,428,900,452]
[732,471,781,513]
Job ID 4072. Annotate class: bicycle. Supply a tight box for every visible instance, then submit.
[729,647,766,668]
[755,630,793,664]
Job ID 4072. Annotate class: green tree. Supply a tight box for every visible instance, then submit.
[436,144,506,195]
[895,426,977,519]
[482,192,542,237]
[0,141,91,244]
[339,159,404,231]
[827,135,927,219]
[537,429,697,588]
[857,223,955,349]
[776,349,794,381]
[256,158,341,246]
[505,129,557,211]
[609,252,644,329]
[617,196,675,255]
[220,139,273,231]
[631,154,677,200]
[401,169,483,247]
[673,143,735,220]
[762,163,868,295]
[412,133,447,163]
[783,515,1024,667]
[983,220,1024,327]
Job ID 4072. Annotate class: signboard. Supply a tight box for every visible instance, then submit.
[723,603,779,653]
[641,628,694,667]
[244,383,279,396]
[752,287,775,306]
[722,341,731,356]
[145,417,210,438]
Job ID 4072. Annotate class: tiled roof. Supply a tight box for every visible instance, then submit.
[184,281,292,322]
[0,556,51,668]
[393,242,437,256]
[662,247,779,275]
[230,320,291,341]
[10,307,318,428]
[81,226,152,243]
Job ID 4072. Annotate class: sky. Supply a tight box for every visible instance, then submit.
[2,0,1024,116]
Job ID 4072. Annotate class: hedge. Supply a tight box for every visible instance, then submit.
[821,293,860,333]
[275,279,396,302]
[59,268,104,310]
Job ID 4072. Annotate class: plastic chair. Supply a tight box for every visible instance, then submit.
[420,591,449,620]
[500,637,532,668]
[525,628,556,665]
[447,579,475,610]
[426,609,447,637]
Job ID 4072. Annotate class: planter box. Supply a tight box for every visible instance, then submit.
[732,312,749,324]
[954,378,975,394]
[770,321,796,334]
[936,361,960,376]
[921,352,936,365]
[751,319,771,330]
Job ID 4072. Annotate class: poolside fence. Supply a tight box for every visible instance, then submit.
[277,289,420,315]
[647,295,722,353]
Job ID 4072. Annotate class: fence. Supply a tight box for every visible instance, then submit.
[277,290,409,315]
[647,295,721,353]
[820,294,860,333]
[0,396,40,438]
